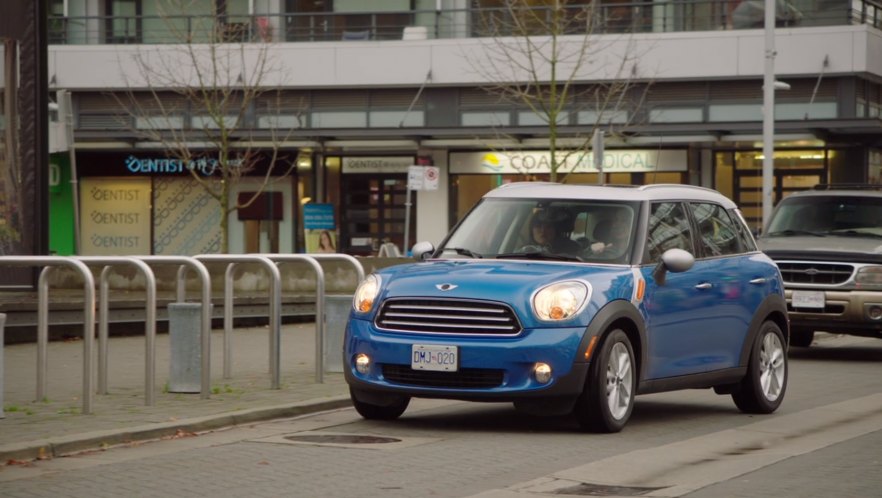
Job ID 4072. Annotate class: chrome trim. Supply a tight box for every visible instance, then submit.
[375,298,523,336]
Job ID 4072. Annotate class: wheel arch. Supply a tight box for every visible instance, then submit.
[740,294,790,366]
[577,300,646,381]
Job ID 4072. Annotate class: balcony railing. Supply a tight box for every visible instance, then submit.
[47,0,882,46]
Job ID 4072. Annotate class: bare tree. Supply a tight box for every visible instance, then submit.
[467,0,649,182]
[117,1,300,253]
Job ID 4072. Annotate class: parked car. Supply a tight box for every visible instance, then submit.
[344,183,789,432]
[756,184,882,347]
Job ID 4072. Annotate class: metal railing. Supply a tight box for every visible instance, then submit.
[193,254,282,389]
[47,1,882,46]
[138,256,213,398]
[0,257,96,414]
[0,253,363,416]
[74,256,158,405]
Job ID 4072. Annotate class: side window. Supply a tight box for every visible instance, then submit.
[690,203,744,257]
[644,202,693,263]
[731,208,758,252]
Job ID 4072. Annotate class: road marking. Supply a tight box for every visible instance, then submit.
[469,393,882,497]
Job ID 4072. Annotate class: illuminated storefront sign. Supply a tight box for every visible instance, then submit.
[342,156,414,174]
[450,150,688,174]
[123,155,243,176]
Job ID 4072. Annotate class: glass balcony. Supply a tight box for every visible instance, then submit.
[46,0,882,46]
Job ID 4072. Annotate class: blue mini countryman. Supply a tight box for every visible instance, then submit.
[344,183,789,432]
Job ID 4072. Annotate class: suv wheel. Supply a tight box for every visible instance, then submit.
[732,321,787,414]
[574,329,635,433]
[790,327,814,348]
[350,388,410,420]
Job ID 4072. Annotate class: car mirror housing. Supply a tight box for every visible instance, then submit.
[411,241,435,261]
[652,248,695,285]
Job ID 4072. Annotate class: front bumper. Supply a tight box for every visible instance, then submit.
[785,288,882,335]
[343,318,591,402]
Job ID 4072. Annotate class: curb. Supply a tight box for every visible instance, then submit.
[0,395,352,463]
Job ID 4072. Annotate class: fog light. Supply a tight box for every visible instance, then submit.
[534,363,552,384]
[867,304,882,321]
[355,354,371,374]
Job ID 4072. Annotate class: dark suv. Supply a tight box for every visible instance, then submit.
[757,185,882,347]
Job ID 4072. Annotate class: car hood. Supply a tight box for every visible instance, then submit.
[372,259,634,328]
[757,235,882,264]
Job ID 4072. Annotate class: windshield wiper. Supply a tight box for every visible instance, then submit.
[828,230,882,239]
[766,229,825,237]
[444,247,483,258]
[495,251,584,262]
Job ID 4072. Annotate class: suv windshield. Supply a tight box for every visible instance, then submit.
[766,195,882,238]
[440,198,641,264]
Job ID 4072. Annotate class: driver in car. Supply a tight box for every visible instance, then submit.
[523,209,580,254]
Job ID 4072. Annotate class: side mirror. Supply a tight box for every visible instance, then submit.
[652,248,695,286]
[411,241,435,261]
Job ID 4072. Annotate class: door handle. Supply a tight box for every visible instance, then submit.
[695,282,713,290]
[749,278,767,285]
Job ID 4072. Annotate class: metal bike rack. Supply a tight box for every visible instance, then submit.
[194,254,282,389]
[136,256,212,399]
[0,256,96,414]
[74,256,157,406]
[262,255,327,383]
[272,253,365,382]
[305,253,366,284]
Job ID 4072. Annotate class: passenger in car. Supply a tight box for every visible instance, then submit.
[590,216,631,257]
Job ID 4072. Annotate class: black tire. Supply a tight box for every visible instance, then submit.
[789,328,814,348]
[732,321,788,414]
[349,388,410,420]
[573,329,636,433]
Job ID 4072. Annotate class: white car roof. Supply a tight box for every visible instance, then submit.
[484,182,738,209]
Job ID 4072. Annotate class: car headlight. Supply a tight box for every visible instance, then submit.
[856,266,882,290]
[532,281,590,321]
[353,274,382,313]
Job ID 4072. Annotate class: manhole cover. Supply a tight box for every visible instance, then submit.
[555,483,666,496]
[284,434,401,445]
[250,431,441,450]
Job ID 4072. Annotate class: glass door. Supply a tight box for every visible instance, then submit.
[341,174,413,256]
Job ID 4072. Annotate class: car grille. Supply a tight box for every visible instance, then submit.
[382,364,505,389]
[375,298,522,335]
[775,262,854,285]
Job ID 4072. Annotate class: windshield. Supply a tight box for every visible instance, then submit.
[440,198,640,264]
[766,195,882,238]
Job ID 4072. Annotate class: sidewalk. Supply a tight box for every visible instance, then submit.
[0,322,351,462]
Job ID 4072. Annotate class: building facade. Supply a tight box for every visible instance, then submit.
[43,0,882,255]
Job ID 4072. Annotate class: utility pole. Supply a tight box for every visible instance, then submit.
[761,0,776,231]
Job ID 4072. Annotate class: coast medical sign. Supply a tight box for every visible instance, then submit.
[449,150,688,174]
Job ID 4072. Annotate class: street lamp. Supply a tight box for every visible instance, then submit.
[761,0,776,232]
[761,0,790,231]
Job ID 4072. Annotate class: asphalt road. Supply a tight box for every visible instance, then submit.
[1,333,880,498]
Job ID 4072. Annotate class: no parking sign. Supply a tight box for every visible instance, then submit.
[407,166,439,191]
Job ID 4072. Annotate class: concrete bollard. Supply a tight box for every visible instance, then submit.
[1,313,4,419]
[168,303,210,393]
[323,295,353,373]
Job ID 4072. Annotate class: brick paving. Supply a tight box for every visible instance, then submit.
[0,322,351,461]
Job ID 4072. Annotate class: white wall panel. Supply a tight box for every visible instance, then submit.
[48,25,882,90]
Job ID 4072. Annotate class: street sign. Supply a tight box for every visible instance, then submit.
[408,166,440,191]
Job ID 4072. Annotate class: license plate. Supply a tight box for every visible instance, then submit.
[792,290,825,309]
[411,344,458,372]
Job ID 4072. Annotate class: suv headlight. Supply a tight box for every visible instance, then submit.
[532,281,590,321]
[856,266,882,290]
[353,274,382,313]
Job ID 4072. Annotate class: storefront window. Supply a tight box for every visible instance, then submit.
[870,149,882,185]
[716,148,828,230]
